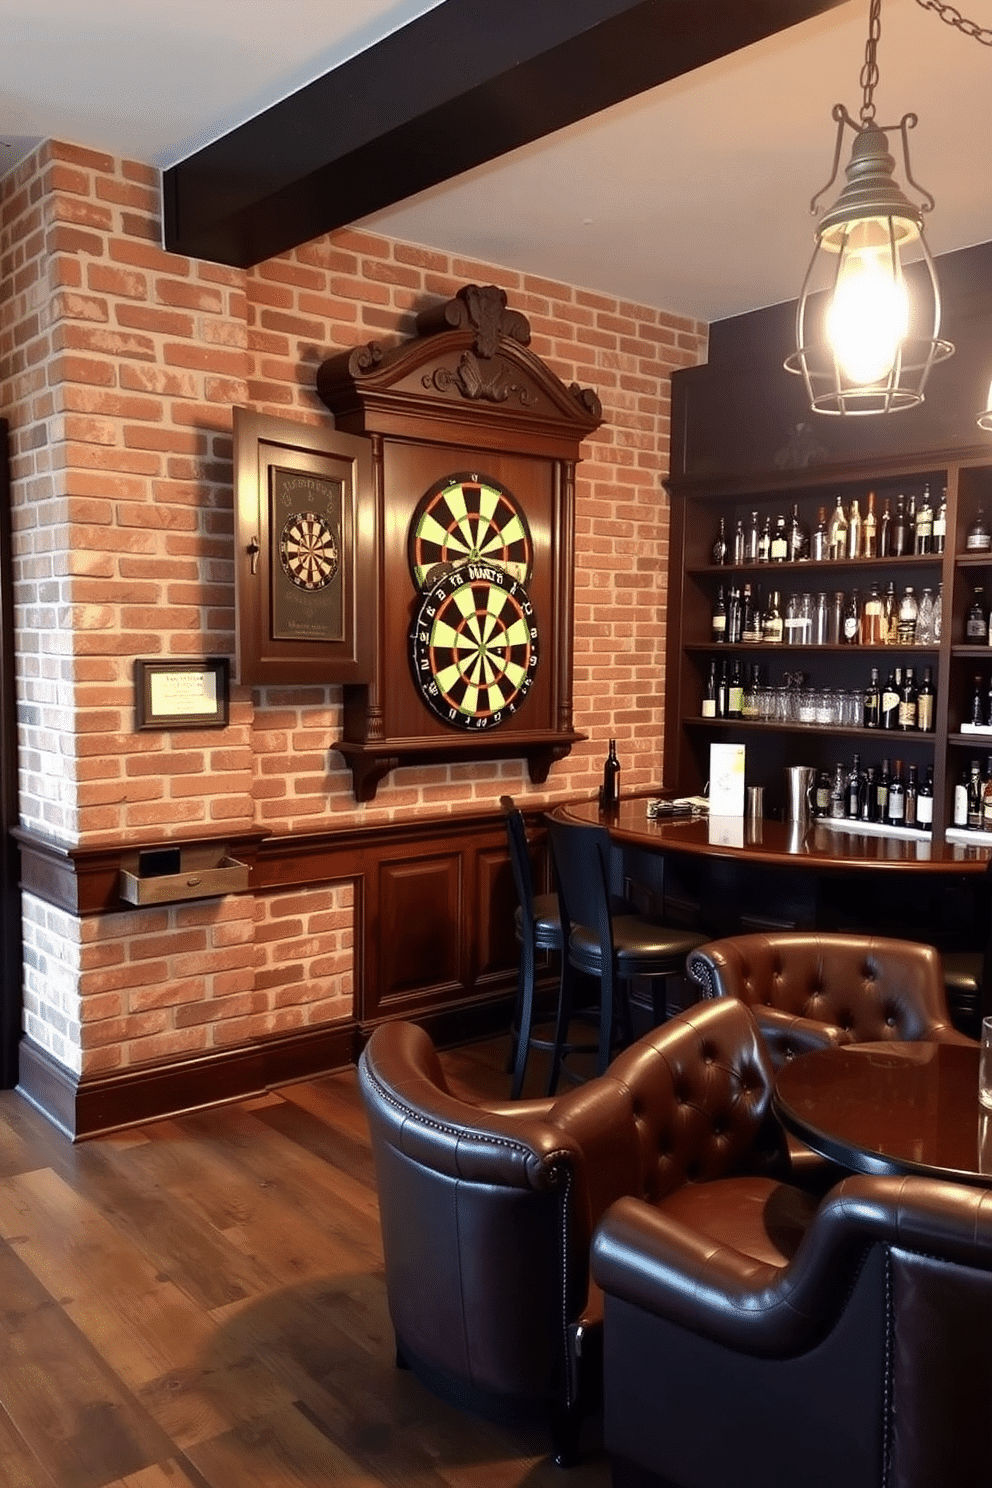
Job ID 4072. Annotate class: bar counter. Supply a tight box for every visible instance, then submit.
[554,797,992,875]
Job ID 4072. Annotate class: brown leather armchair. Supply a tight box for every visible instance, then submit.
[357,1000,800,1465]
[592,1172,992,1488]
[686,930,975,1068]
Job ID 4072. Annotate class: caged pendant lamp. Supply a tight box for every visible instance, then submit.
[785,0,953,415]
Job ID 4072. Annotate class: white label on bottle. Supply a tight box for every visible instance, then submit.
[917,794,933,825]
[888,792,905,821]
[763,620,783,642]
[954,784,969,825]
[701,700,716,718]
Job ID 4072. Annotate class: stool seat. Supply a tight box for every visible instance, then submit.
[516,893,563,953]
[571,916,707,980]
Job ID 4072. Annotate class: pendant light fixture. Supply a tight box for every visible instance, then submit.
[785,0,953,415]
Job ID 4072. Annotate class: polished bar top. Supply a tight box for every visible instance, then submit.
[774,1041,991,1187]
[554,796,992,874]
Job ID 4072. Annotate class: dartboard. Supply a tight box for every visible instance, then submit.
[408,473,533,590]
[279,511,340,590]
[410,564,539,730]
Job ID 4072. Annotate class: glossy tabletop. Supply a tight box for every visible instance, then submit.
[774,1041,992,1187]
[554,796,992,874]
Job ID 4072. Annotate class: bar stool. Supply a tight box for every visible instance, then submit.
[501,799,569,1098]
[546,816,709,1089]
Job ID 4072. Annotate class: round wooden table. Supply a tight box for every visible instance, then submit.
[774,1041,991,1187]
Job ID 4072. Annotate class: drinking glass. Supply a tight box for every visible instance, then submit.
[981,1016,992,1109]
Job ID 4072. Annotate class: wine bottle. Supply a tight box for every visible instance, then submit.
[602,739,621,809]
[762,590,783,643]
[757,516,771,564]
[933,489,947,555]
[916,666,935,732]
[770,514,789,562]
[891,494,910,558]
[726,584,743,645]
[953,767,970,827]
[983,758,992,830]
[969,674,985,727]
[917,766,934,829]
[862,766,876,822]
[878,496,892,558]
[701,660,718,718]
[876,758,891,821]
[712,585,727,643]
[880,671,900,731]
[842,589,862,644]
[863,666,881,729]
[847,498,862,560]
[887,761,906,824]
[896,587,918,645]
[814,769,832,818]
[828,763,846,820]
[862,490,878,558]
[966,587,987,645]
[727,660,744,719]
[788,502,809,561]
[898,667,918,732]
[883,581,898,644]
[845,754,863,819]
[914,484,933,555]
[745,510,761,563]
[742,584,763,644]
[968,759,983,829]
[711,518,728,565]
[827,497,848,561]
[904,764,919,828]
[716,660,729,719]
[732,518,746,565]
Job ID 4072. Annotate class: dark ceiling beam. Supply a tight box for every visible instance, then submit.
[163,0,848,268]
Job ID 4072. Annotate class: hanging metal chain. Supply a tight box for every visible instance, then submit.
[859,0,883,121]
[915,0,992,45]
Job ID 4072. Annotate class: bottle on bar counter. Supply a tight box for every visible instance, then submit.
[602,739,621,810]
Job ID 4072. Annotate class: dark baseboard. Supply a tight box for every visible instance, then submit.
[17,1020,360,1141]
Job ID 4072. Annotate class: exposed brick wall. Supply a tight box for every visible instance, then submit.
[1,140,706,1078]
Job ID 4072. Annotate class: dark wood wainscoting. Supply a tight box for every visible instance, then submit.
[14,806,555,1138]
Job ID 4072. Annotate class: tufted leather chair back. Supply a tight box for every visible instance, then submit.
[686,931,968,1065]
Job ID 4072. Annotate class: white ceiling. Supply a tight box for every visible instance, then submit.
[3,0,992,323]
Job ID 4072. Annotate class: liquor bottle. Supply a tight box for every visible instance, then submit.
[842,589,862,644]
[968,759,983,829]
[716,660,729,719]
[788,502,809,561]
[968,674,985,727]
[727,660,744,719]
[847,497,862,560]
[878,495,892,558]
[904,764,919,828]
[845,754,863,819]
[742,663,761,719]
[891,494,910,558]
[983,758,992,830]
[828,763,846,820]
[887,761,906,824]
[732,518,746,565]
[933,488,947,555]
[876,758,891,821]
[827,496,848,560]
[917,765,934,829]
[863,666,881,728]
[726,583,743,645]
[742,584,763,643]
[862,766,877,821]
[915,588,935,646]
[862,490,878,558]
[916,666,935,732]
[933,583,943,642]
[966,508,992,553]
[711,518,728,565]
[898,667,918,732]
[862,583,885,645]
[883,581,898,644]
[762,590,783,643]
[811,506,830,561]
[953,767,970,827]
[602,739,621,809]
[712,585,727,643]
[880,671,900,731]
[745,510,761,563]
[896,587,918,645]
[812,591,829,645]
[914,484,933,555]
[757,516,772,563]
[965,587,987,644]
[701,660,718,718]
[770,514,789,562]
[814,769,832,818]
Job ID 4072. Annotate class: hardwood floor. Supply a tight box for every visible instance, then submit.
[0,1032,610,1488]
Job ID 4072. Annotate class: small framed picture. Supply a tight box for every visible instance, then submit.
[135,658,230,731]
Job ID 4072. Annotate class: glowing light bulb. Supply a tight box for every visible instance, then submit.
[826,236,909,386]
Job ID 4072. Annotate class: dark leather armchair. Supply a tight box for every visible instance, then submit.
[686,930,975,1068]
[357,1000,800,1464]
[592,1172,992,1488]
